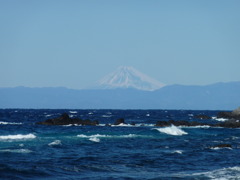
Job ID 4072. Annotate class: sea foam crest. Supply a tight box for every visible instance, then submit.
[48,140,62,146]
[89,137,100,142]
[77,134,140,139]
[192,166,240,179]
[0,133,36,140]
[0,121,23,125]
[154,125,188,136]
[0,149,32,153]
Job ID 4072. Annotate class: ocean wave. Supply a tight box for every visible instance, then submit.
[210,147,232,150]
[0,148,32,153]
[0,121,23,125]
[153,125,188,136]
[89,137,100,142]
[172,150,183,154]
[0,133,36,140]
[179,125,210,128]
[212,117,228,122]
[48,140,62,146]
[101,115,112,118]
[192,166,240,179]
[111,123,155,127]
[77,134,143,139]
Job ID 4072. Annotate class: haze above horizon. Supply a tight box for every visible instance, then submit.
[1,0,240,89]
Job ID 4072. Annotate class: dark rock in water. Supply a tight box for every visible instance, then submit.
[194,114,212,120]
[36,113,99,126]
[211,144,232,149]
[114,118,125,125]
[218,119,240,128]
[217,107,240,120]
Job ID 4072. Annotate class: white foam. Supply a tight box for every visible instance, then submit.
[101,115,112,118]
[109,123,155,127]
[0,149,32,153]
[212,117,228,122]
[0,133,36,140]
[89,137,100,142]
[210,147,232,150]
[180,125,210,128]
[193,166,240,179]
[0,121,22,125]
[112,123,133,127]
[77,134,142,139]
[153,125,188,136]
[48,140,62,146]
[69,111,78,114]
[172,150,183,154]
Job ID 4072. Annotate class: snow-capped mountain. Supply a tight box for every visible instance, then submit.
[95,66,165,91]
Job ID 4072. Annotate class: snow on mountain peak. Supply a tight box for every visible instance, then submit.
[96,66,165,91]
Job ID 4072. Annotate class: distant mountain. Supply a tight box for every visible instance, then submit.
[0,81,239,110]
[93,66,165,91]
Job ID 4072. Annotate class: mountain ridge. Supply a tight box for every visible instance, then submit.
[0,81,239,110]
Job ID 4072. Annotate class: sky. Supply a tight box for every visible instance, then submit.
[0,0,240,89]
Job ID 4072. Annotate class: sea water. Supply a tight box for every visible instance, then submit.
[0,109,239,179]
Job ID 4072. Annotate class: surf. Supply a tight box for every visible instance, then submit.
[153,125,188,136]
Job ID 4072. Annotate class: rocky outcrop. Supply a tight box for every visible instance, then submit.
[218,119,240,128]
[36,113,99,126]
[113,118,125,125]
[210,144,232,149]
[217,107,240,120]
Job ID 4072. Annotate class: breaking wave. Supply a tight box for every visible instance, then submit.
[0,121,23,125]
[0,148,32,153]
[89,137,100,142]
[48,140,62,146]
[153,125,188,136]
[77,134,144,139]
[192,166,240,179]
[0,134,36,140]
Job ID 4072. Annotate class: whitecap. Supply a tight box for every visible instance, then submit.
[0,121,22,125]
[172,150,183,154]
[77,134,109,138]
[89,137,100,142]
[153,125,188,136]
[101,115,112,118]
[180,125,210,128]
[77,134,145,139]
[192,166,240,179]
[48,140,62,146]
[111,123,133,127]
[0,133,36,140]
[69,111,78,114]
[212,117,228,122]
[0,149,32,153]
[210,147,232,150]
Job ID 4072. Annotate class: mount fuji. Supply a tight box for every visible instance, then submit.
[94,66,165,91]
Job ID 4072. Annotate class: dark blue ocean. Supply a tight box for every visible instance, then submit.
[0,109,240,179]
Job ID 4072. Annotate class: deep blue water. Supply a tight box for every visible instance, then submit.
[0,109,240,179]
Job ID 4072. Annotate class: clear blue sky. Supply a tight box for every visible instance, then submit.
[1,0,239,89]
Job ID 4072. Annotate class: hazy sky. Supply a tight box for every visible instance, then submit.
[1,0,240,89]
